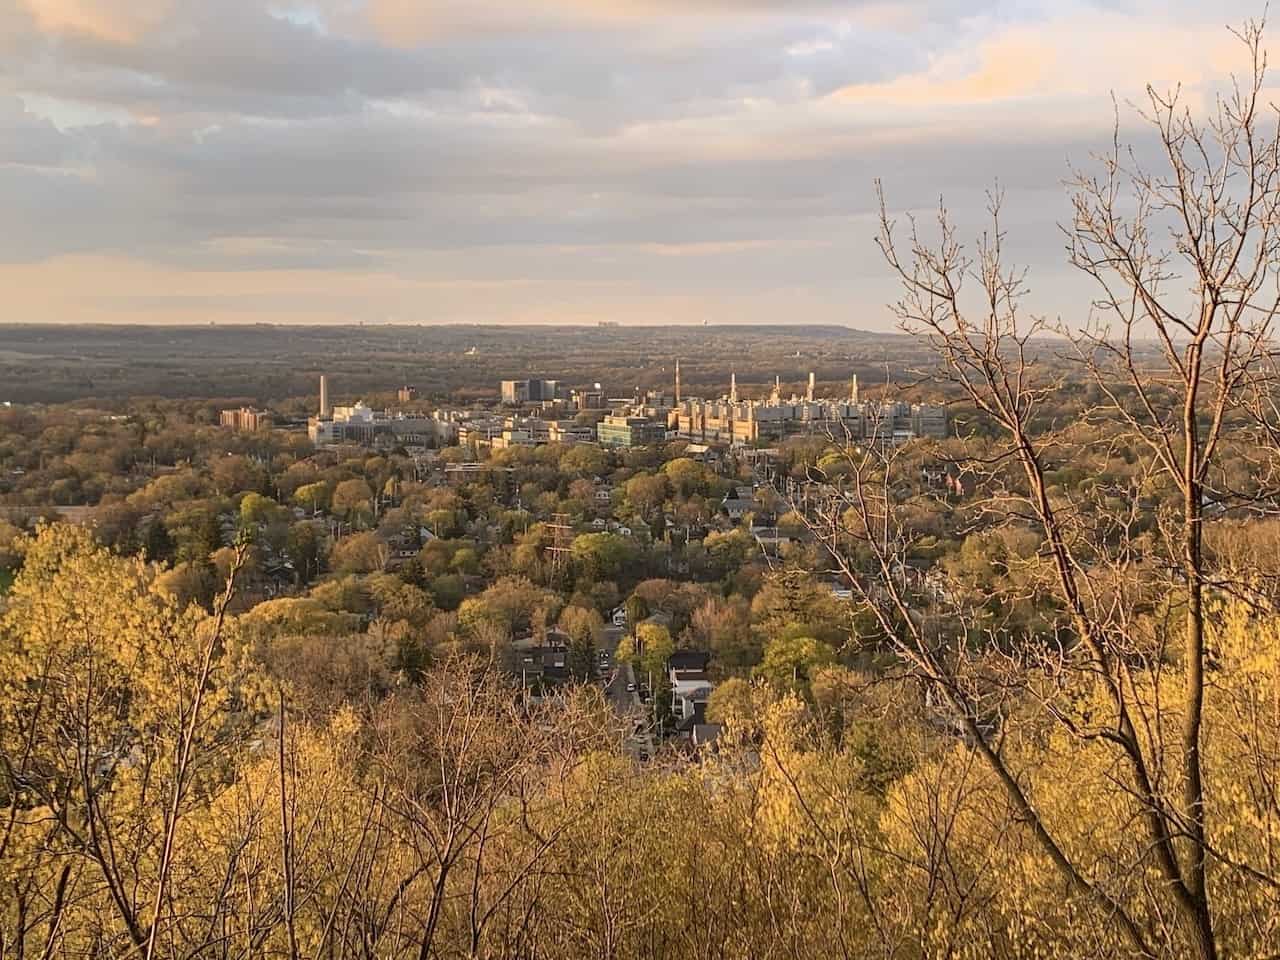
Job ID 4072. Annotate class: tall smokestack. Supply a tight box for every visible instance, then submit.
[850,374,859,404]
[807,372,815,402]
[730,371,738,404]
[674,358,681,406]
[319,375,330,417]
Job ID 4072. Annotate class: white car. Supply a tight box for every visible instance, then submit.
[626,682,637,692]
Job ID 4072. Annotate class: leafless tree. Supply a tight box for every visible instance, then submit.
[797,18,1280,960]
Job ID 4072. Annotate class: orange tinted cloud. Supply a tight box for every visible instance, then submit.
[838,32,1052,105]
[362,0,802,42]
[21,0,172,43]
[830,15,1240,108]
[363,0,605,42]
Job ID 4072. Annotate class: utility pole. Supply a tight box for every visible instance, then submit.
[649,668,657,738]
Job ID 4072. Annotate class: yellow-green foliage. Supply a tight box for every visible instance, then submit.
[2,526,1278,959]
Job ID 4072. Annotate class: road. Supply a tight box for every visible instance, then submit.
[599,626,637,713]
[598,626,656,759]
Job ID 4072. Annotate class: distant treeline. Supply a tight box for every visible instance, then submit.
[0,323,934,404]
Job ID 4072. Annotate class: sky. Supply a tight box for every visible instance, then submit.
[0,0,1267,326]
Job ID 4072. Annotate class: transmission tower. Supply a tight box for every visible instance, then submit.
[545,513,574,574]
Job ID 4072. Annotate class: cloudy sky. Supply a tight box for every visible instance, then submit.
[0,0,1265,326]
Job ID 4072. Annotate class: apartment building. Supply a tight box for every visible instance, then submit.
[219,407,272,432]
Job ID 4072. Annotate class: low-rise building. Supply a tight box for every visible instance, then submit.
[488,416,583,449]
[596,414,668,448]
[443,462,515,487]
[458,417,505,449]
[308,402,447,448]
[550,421,599,444]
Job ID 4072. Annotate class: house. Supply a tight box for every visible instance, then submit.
[669,649,710,675]
[721,486,756,521]
[751,525,801,551]
[513,644,572,685]
[668,650,714,723]
[683,443,720,465]
[444,462,515,487]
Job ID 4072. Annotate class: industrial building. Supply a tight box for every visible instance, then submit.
[674,372,947,445]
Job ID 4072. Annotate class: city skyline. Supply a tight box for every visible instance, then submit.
[1,0,1265,326]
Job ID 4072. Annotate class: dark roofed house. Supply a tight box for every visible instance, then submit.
[669,650,714,722]
[721,486,755,521]
[514,644,572,685]
[668,650,711,674]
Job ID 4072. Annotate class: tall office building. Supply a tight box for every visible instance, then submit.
[319,375,331,417]
[500,379,561,404]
